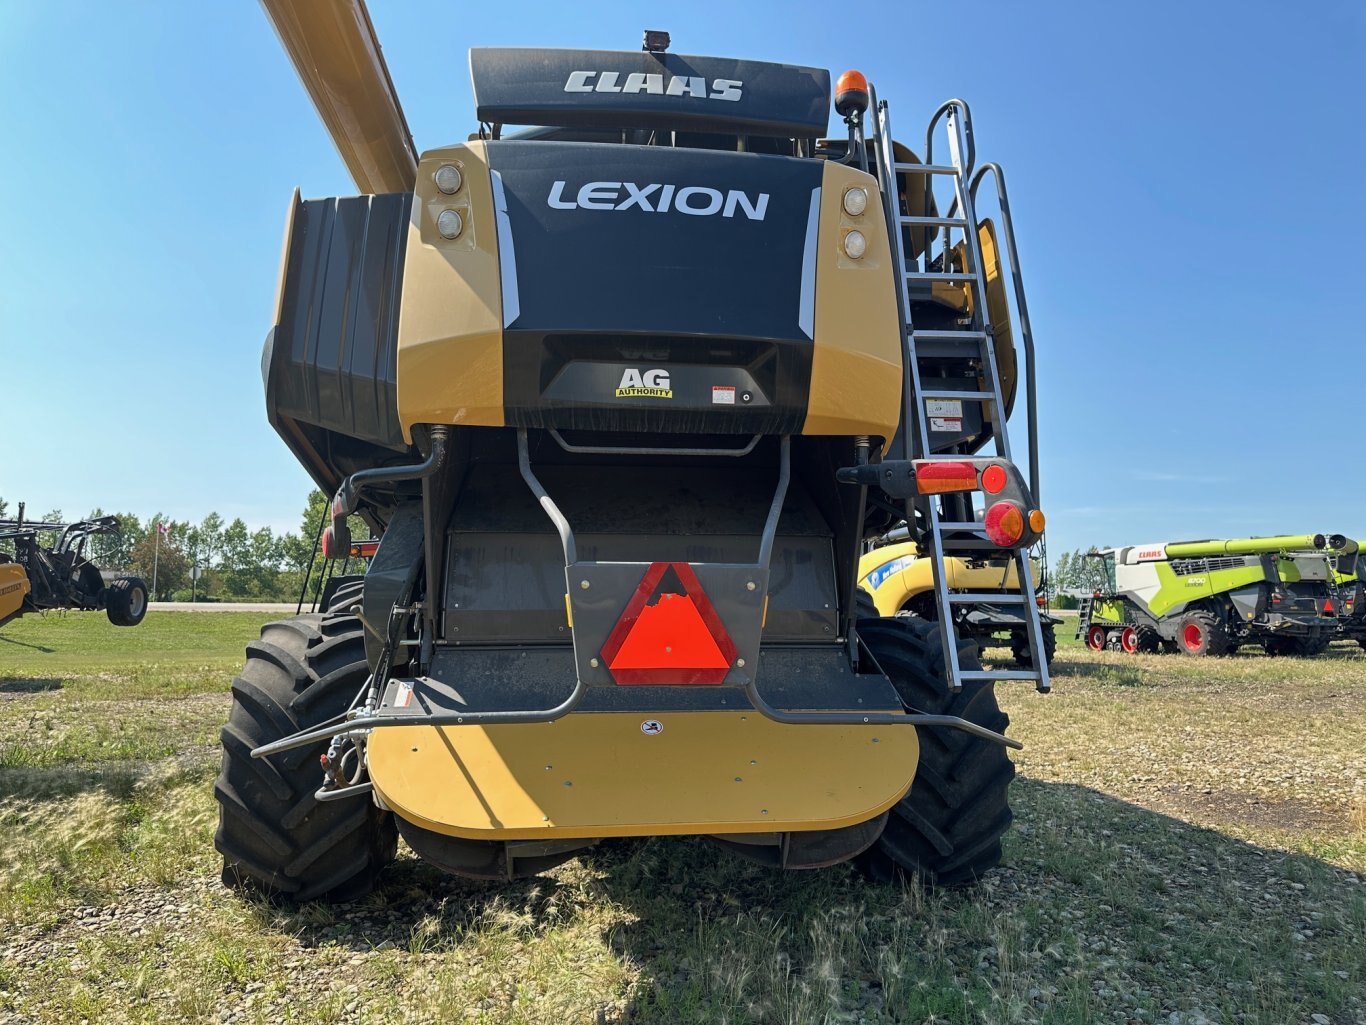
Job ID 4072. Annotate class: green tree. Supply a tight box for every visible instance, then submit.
[84,510,142,569]
[198,512,225,570]
[130,529,189,599]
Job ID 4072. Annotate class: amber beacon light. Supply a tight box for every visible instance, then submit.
[834,70,869,118]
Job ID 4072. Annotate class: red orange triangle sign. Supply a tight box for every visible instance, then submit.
[601,562,738,685]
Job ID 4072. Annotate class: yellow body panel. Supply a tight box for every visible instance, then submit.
[858,542,1024,616]
[949,220,1017,415]
[0,563,30,625]
[802,161,903,441]
[368,710,917,840]
[396,141,506,439]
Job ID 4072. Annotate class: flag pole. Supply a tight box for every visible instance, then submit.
[152,520,161,599]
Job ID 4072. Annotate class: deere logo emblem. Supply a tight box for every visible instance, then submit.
[616,368,672,399]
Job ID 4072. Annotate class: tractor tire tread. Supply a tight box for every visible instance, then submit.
[215,613,396,904]
[855,615,1014,887]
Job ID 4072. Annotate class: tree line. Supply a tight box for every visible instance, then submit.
[0,491,362,602]
[1045,548,1111,607]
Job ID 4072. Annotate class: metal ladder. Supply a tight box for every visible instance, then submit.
[869,91,1051,694]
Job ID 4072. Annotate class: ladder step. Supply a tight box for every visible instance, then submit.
[960,670,1044,683]
[899,215,968,227]
[905,271,980,282]
[936,521,986,532]
[938,539,1006,553]
[947,593,1029,604]
[893,162,960,175]
[922,390,993,401]
[909,330,988,342]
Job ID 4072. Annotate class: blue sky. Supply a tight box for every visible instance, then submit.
[2,2,1362,553]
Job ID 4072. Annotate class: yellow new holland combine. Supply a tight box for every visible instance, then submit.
[216,1,1049,900]
[858,533,1058,667]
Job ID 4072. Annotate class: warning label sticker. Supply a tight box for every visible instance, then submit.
[393,681,414,709]
[640,719,663,736]
[926,399,963,418]
[930,417,963,432]
[712,386,736,405]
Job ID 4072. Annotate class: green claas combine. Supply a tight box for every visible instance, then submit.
[1078,534,1344,656]
[214,0,1052,901]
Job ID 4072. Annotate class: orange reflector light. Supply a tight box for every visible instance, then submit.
[981,464,1007,494]
[984,501,1025,547]
[1028,509,1046,534]
[914,460,978,495]
[348,540,380,559]
[835,70,870,117]
[1036,595,1047,607]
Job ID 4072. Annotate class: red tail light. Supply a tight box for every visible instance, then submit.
[914,460,979,495]
[984,501,1025,547]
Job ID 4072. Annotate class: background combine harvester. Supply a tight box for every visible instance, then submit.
[1328,540,1364,649]
[215,0,1050,902]
[1078,534,1345,656]
[858,526,1060,667]
[0,504,148,629]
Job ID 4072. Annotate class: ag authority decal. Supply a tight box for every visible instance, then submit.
[616,368,673,399]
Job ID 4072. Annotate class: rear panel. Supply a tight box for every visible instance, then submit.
[396,141,901,442]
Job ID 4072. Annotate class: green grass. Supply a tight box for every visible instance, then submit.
[1,613,1363,1024]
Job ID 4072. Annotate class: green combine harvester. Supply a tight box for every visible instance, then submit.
[1329,540,1364,649]
[1077,534,1344,656]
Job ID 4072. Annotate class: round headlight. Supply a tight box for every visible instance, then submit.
[843,229,867,259]
[434,164,463,195]
[436,209,464,239]
[842,187,868,216]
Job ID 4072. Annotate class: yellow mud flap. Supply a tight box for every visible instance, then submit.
[368,711,917,840]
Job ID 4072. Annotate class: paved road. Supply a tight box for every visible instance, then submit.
[149,602,300,613]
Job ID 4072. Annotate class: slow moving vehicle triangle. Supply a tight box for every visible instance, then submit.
[602,562,737,684]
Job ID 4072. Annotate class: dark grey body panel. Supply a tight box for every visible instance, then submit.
[442,463,838,644]
[471,48,830,137]
[487,141,820,339]
[361,504,425,668]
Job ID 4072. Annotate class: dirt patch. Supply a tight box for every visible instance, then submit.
[1152,786,1350,834]
[0,678,64,698]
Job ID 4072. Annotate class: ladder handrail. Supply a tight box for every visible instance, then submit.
[865,84,1051,694]
[971,161,1040,506]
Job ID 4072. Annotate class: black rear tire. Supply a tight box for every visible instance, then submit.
[1176,610,1231,656]
[855,616,1014,886]
[1266,634,1330,657]
[105,576,148,626]
[1133,624,1162,653]
[215,612,397,903]
[1010,622,1056,667]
